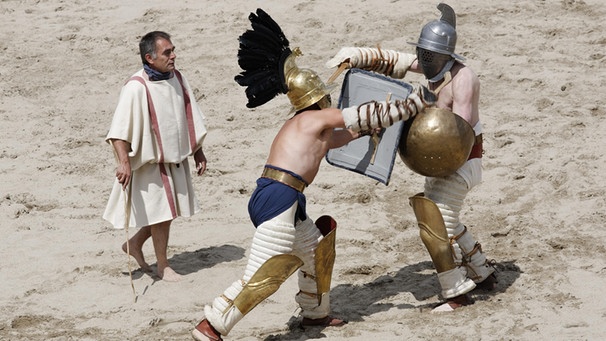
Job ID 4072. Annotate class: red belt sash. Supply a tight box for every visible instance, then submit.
[468,134,483,160]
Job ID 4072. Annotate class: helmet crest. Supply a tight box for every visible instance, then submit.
[437,2,456,28]
[235,8,331,111]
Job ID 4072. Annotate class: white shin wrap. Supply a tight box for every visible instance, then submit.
[205,204,298,336]
[341,86,426,132]
[425,174,494,284]
[437,268,476,299]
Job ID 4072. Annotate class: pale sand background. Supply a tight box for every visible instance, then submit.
[1,0,605,340]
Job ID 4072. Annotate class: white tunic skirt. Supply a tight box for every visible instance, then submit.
[103,160,200,229]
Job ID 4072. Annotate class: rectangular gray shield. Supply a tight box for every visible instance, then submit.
[325,69,413,185]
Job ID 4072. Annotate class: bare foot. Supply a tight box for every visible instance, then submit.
[159,266,182,282]
[122,242,152,273]
[301,315,347,327]
[432,294,473,313]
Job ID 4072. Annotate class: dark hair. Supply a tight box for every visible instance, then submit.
[139,31,171,65]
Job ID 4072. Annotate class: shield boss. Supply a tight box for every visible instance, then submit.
[398,107,475,177]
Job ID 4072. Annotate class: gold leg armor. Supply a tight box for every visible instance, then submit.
[313,215,337,306]
[231,254,303,316]
[409,193,476,298]
[409,193,456,273]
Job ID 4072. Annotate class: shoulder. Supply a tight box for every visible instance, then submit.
[299,107,345,130]
[453,63,478,81]
[123,70,147,89]
[452,63,479,89]
[299,107,340,120]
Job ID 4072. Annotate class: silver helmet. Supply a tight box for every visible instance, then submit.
[408,3,465,82]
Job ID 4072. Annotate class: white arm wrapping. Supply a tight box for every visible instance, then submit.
[326,47,416,79]
[342,86,428,132]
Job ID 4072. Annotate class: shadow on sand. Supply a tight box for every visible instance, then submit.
[261,260,522,340]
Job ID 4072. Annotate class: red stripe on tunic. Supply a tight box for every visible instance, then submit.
[129,76,165,163]
[158,163,178,219]
[128,74,194,217]
[174,70,197,153]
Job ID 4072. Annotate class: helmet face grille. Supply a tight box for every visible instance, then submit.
[417,48,452,80]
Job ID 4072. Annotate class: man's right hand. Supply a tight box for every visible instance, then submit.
[110,139,132,190]
[116,161,131,190]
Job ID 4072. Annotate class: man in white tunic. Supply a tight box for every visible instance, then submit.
[103,31,208,282]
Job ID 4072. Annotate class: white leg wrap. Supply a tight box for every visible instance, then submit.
[425,174,494,283]
[341,85,429,132]
[243,204,298,281]
[204,280,245,336]
[455,229,495,282]
[204,203,298,336]
[292,218,330,319]
[437,268,476,299]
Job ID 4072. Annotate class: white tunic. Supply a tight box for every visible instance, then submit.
[103,69,207,228]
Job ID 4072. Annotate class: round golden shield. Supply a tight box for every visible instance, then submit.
[398,107,475,177]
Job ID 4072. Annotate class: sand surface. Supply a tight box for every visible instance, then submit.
[1,0,605,340]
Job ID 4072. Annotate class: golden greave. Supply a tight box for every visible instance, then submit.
[409,192,475,298]
[409,193,456,273]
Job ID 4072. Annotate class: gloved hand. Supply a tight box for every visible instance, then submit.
[325,47,361,69]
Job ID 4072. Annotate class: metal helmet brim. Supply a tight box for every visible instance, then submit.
[406,3,465,62]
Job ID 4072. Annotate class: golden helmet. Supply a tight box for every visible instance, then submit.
[398,107,475,177]
[284,48,333,111]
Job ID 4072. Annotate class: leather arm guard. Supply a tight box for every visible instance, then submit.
[326,47,417,79]
[341,85,435,132]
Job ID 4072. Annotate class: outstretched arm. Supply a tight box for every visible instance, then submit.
[327,128,358,149]
[341,85,436,132]
[327,128,380,150]
[326,47,417,79]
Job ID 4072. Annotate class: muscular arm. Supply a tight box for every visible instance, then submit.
[110,139,132,190]
[450,67,480,126]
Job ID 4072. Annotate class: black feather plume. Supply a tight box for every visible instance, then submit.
[235,8,292,108]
